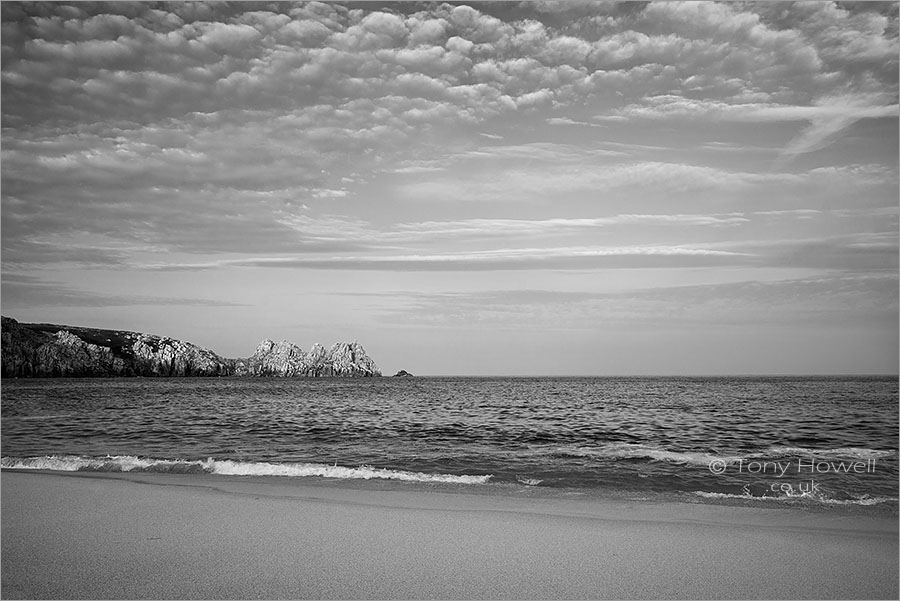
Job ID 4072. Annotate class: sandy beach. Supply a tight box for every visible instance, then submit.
[1,470,897,600]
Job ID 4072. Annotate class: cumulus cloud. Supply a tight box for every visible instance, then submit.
[1,0,897,275]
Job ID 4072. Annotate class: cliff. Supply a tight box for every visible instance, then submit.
[1,316,231,377]
[1,317,381,378]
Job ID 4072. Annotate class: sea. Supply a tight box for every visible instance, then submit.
[2,376,897,512]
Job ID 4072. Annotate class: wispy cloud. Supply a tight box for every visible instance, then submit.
[729,233,899,272]
[390,214,749,239]
[778,95,899,163]
[369,273,899,330]
[1,274,246,308]
[141,245,754,272]
[546,117,604,128]
[606,93,899,163]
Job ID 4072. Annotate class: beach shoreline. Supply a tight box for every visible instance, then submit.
[2,469,897,599]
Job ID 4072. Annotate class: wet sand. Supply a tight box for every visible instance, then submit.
[1,470,897,599]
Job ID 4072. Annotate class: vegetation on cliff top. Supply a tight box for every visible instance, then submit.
[1,316,380,378]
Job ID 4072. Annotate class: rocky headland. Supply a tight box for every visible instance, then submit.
[1,316,381,378]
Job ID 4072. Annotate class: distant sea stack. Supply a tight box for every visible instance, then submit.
[235,339,381,377]
[0,316,381,378]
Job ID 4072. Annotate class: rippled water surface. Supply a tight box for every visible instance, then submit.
[2,376,897,506]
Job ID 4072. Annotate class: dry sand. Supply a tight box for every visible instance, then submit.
[1,470,897,599]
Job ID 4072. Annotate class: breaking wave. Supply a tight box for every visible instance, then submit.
[0,455,492,485]
[763,446,896,460]
[551,443,897,465]
[552,443,741,465]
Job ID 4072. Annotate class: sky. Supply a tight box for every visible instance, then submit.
[1,1,898,376]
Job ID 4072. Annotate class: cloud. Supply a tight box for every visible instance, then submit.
[135,226,897,275]
[392,159,804,203]
[608,93,899,162]
[0,239,128,269]
[389,214,749,239]
[546,116,603,127]
[758,1,899,73]
[368,273,898,330]
[778,94,899,162]
[0,273,246,308]
[458,141,624,161]
[747,233,899,273]
[611,94,898,123]
[141,244,753,273]
[1,1,896,283]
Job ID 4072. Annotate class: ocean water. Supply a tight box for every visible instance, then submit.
[2,376,897,510]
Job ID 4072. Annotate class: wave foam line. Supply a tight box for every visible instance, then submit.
[203,458,492,484]
[0,455,492,485]
[554,444,743,466]
[763,446,897,459]
[553,443,897,465]
[694,490,899,506]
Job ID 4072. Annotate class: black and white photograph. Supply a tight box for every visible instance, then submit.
[1,1,898,598]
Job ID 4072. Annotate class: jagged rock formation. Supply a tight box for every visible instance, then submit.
[236,339,381,377]
[327,341,380,377]
[240,339,309,376]
[1,316,382,378]
[40,330,127,376]
[1,316,231,377]
[129,333,232,377]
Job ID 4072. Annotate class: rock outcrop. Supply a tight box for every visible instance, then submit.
[1,316,231,377]
[1,316,382,378]
[236,339,381,377]
[129,333,232,376]
[393,370,414,377]
[38,330,128,376]
[240,339,309,376]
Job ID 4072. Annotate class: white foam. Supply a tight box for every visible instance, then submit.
[820,495,900,506]
[2,455,87,471]
[694,491,748,500]
[0,455,196,472]
[764,446,896,460]
[0,455,492,485]
[694,490,899,506]
[515,476,543,486]
[556,444,897,465]
[202,458,492,484]
[556,444,743,466]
